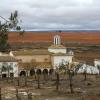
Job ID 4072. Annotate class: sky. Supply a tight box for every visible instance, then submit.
[0,0,100,31]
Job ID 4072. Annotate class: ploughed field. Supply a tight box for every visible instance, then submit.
[8,32,100,44]
[74,47,100,65]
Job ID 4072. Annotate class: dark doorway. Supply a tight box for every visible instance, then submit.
[30,69,35,76]
[43,69,48,74]
[2,74,7,78]
[36,69,42,75]
[49,69,54,75]
[43,69,48,81]
[20,71,26,76]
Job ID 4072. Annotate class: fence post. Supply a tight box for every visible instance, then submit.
[0,87,2,100]
[16,88,21,100]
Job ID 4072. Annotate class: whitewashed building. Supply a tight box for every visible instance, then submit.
[75,64,99,74]
[12,34,74,75]
[0,53,18,78]
[48,34,74,69]
[94,59,100,67]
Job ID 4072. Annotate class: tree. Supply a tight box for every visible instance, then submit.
[97,65,100,76]
[0,87,2,100]
[28,92,32,100]
[55,63,66,91]
[36,69,41,89]
[83,67,87,81]
[15,88,21,100]
[7,65,13,82]
[66,63,75,93]
[0,11,23,51]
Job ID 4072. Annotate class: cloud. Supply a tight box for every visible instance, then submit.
[0,0,100,30]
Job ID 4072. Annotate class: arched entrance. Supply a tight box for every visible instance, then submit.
[20,71,26,76]
[30,69,35,76]
[43,69,48,74]
[43,69,48,80]
[49,69,54,75]
[49,69,54,80]
[36,69,42,75]
[2,74,7,78]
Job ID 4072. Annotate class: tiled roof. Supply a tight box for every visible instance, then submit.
[36,62,52,68]
[13,49,51,56]
[19,62,52,69]
[51,53,72,56]
[48,45,66,49]
[0,56,17,62]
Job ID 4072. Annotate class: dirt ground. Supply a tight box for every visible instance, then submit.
[0,74,100,100]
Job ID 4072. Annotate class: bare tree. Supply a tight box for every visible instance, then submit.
[28,92,32,100]
[36,69,41,89]
[55,70,60,91]
[83,67,87,81]
[66,63,76,93]
[0,87,2,100]
[55,63,66,91]
[15,88,21,100]
[97,65,100,76]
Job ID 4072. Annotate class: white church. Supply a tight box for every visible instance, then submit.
[11,34,74,76]
[48,34,74,69]
[0,34,74,77]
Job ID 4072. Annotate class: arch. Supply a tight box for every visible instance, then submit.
[2,74,7,78]
[36,69,42,75]
[30,69,35,76]
[20,71,26,76]
[54,35,61,45]
[43,69,48,75]
[49,69,54,75]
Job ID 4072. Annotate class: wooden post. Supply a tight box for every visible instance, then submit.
[56,72,59,91]
[0,87,2,100]
[37,74,40,89]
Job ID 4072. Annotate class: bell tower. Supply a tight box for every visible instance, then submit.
[54,35,61,45]
[48,31,67,54]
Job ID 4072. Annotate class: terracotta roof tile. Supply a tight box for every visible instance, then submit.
[13,49,51,56]
[0,56,17,62]
[48,45,66,49]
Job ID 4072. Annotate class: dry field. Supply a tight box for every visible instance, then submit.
[8,32,100,44]
[74,47,100,65]
[0,74,100,100]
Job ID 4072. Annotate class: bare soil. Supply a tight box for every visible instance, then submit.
[0,74,100,100]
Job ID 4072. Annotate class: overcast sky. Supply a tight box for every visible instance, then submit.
[0,0,100,31]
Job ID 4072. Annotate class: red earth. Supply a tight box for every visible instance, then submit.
[8,32,100,44]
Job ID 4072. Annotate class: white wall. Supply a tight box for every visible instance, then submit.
[48,48,66,54]
[94,59,100,67]
[52,55,73,69]
[13,62,19,77]
[77,64,99,74]
[0,62,18,77]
